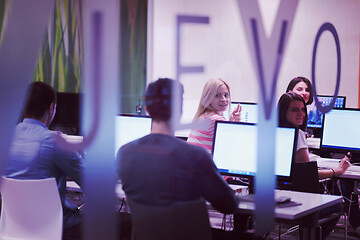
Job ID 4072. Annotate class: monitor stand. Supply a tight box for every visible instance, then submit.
[349,152,360,164]
[225,177,254,193]
[248,177,254,194]
[311,128,322,138]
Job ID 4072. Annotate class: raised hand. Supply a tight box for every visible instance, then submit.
[230,103,241,122]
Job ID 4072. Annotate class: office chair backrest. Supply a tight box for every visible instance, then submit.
[0,177,63,240]
[291,161,320,194]
[128,198,212,240]
[279,162,344,239]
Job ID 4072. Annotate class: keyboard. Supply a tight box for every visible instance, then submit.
[236,193,291,205]
[236,194,255,202]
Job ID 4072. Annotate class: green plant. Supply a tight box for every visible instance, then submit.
[33,0,82,93]
[0,0,7,43]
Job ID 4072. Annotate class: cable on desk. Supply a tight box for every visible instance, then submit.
[118,198,126,212]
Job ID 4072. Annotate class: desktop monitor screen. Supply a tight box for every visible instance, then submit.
[228,102,258,124]
[50,92,82,135]
[212,121,297,182]
[307,95,346,129]
[114,114,152,156]
[321,108,360,153]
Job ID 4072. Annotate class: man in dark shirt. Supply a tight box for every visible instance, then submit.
[118,78,259,240]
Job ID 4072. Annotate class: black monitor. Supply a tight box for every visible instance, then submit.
[50,92,81,135]
[229,102,258,124]
[114,114,152,156]
[307,95,346,129]
[321,108,360,159]
[212,121,297,185]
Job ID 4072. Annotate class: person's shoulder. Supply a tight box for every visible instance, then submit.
[177,138,212,158]
[298,129,306,138]
[24,122,56,143]
[204,113,225,121]
[119,134,149,150]
[117,134,154,154]
[42,129,58,143]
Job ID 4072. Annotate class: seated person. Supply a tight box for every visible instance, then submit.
[187,77,249,230]
[4,82,131,240]
[187,78,241,153]
[278,92,350,239]
[278,92,350,178]
[117,78,261,240]
[287,77,360,233]
[286,76,313,106]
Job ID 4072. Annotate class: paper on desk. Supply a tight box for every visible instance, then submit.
[315,158,340,168]
[228,184,249,194]
[316,158,360,174]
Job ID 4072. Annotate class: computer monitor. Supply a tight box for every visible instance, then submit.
[307,95,346,129]
[212,121,297,184]
[321,108,360,156]
[229,102,258,124]
[50,92,82,135]
[114,114,152,156]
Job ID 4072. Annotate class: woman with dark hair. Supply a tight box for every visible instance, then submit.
[278,92,351,239]
[278,92,350,178]
[287,78,360,232]
[286,76,315,135]
[278,92,308,131]
[286,76,313,105]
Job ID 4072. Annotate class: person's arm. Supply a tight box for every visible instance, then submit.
[295,130,310,163]
[53,133,83,186]
[318,156,351,180]
[295,148,310,163]
[296,147,351,179]
[196,150,238,214]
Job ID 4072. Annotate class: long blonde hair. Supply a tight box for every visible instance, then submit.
[193,78,231,119]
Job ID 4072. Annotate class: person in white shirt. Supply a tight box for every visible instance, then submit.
[278,92,350,179]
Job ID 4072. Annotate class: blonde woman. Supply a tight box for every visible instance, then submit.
[187,78,241,153]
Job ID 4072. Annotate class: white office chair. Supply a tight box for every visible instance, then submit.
[0,177,63,240]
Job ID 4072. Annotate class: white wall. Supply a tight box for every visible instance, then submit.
[148,0,360,123]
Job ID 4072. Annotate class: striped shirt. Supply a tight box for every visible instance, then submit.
[187,113,226,153]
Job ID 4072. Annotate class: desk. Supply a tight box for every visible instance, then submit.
[66,181,126,198]
[307,137,321,149]
[66,181,83,192]
[67,182,340,239]
[61,134,84,143]
[237,190,342,240]
[315,157,360,179]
